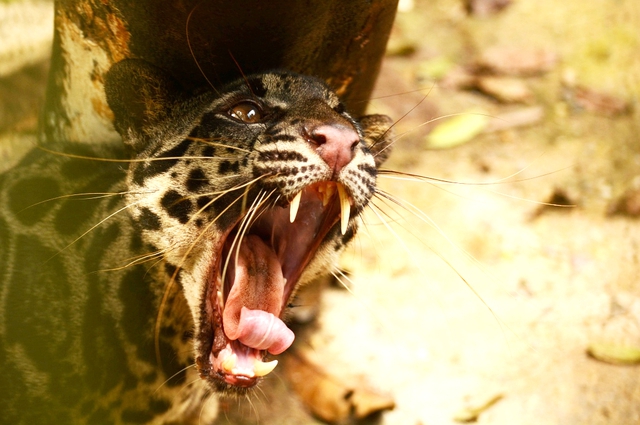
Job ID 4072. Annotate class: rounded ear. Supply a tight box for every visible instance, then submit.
[104,59,192,150]
[358,114,394,167]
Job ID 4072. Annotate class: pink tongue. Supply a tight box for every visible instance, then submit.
[222,234,294,354]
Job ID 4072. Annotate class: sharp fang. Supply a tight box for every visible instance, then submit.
[337,184,350,235]
[289,191,302,223]
[221,353,237,373]
[253,359,278,377]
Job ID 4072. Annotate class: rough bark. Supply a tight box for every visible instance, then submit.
[42,0,399,146]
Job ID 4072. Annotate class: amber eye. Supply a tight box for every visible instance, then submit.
[228,101,263,123]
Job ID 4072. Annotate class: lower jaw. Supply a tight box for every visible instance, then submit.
[198,184,348,389]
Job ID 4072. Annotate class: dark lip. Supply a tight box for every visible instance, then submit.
[196,182,345,391]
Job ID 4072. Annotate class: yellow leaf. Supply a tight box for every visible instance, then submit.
[426,111,489,149]
[587,343,640,365]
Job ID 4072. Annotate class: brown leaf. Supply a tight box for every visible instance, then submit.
[475,76,535,103]
[438,66,477,90]
[568,85,631,117]
[476,47,558,76]
[484,106,544,132]
[607,188,640,217]
[530,188,578,219]
[284,349,395,423]
[465,0,512,17]
[350,389,397,419]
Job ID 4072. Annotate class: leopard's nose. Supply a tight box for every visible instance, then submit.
[305,124,360,175]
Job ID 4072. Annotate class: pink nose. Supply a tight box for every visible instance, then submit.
[307,124,360,175]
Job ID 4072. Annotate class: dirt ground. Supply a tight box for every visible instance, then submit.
[2,0,640,424]
[216,1,640,424]
[242,1,640,424]
[309,1,640,424]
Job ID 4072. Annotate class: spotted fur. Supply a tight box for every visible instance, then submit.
[0,59,393,423]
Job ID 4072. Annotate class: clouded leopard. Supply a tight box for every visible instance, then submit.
[0,59,393,423]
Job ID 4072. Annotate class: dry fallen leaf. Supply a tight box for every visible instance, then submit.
[386,39,418,57]
[477,47,558,76]
[464,0,512,17]
[587,343,640,365]
[567,85,631,117]
[483,106,544,133]
[438,66,477,90]
[453,393,504,423]
[607,188,640,217]
[475,76,535,103]
[285,349,396,423]
[426,111,489,149]
[530,187,578,219]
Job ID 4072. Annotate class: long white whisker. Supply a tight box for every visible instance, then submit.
[38,145,256,171]
[199,390,216,425]
[154,364,196,393]
[331,269,389,331]
[18,191,131,213]
[376,188,501,273]
[45,198,145,263]
[187,136,252,153]
[378,163,573,186]
[377,170,575,208]
[154,178,265,367]
[186,174,270,228]
[220,189,270,291]
[371,82,435,158]
[244,393,260,424]
[388,111,499,146]
[369,191,516,341]
[93,248,168,272]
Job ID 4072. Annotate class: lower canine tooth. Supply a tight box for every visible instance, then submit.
[337,184,350,235]
[253,359,278,377]
[221,354,237,372]
[289,191,302,223]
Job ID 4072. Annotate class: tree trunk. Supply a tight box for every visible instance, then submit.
[42,0,398,145]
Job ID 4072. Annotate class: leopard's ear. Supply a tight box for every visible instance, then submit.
[358,114,394,167]
[104,59,208,151]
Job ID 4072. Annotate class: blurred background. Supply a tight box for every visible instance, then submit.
[1,0,639,424]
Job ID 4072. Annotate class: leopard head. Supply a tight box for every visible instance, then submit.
[105,59,393,393]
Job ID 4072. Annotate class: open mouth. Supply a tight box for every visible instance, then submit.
[199,181,352,390]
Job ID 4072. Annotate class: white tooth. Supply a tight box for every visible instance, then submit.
[289,191,302,223]
[337,183,350,235]
[253,359,278,377]
[221,353,237,373]
[324,183,336,206]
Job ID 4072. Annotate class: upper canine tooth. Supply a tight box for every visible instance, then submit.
[337,184,350,235]
[253,359,278,377]
[289,191,302,223]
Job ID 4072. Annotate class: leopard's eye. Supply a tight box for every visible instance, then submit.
[228,101,263,123]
